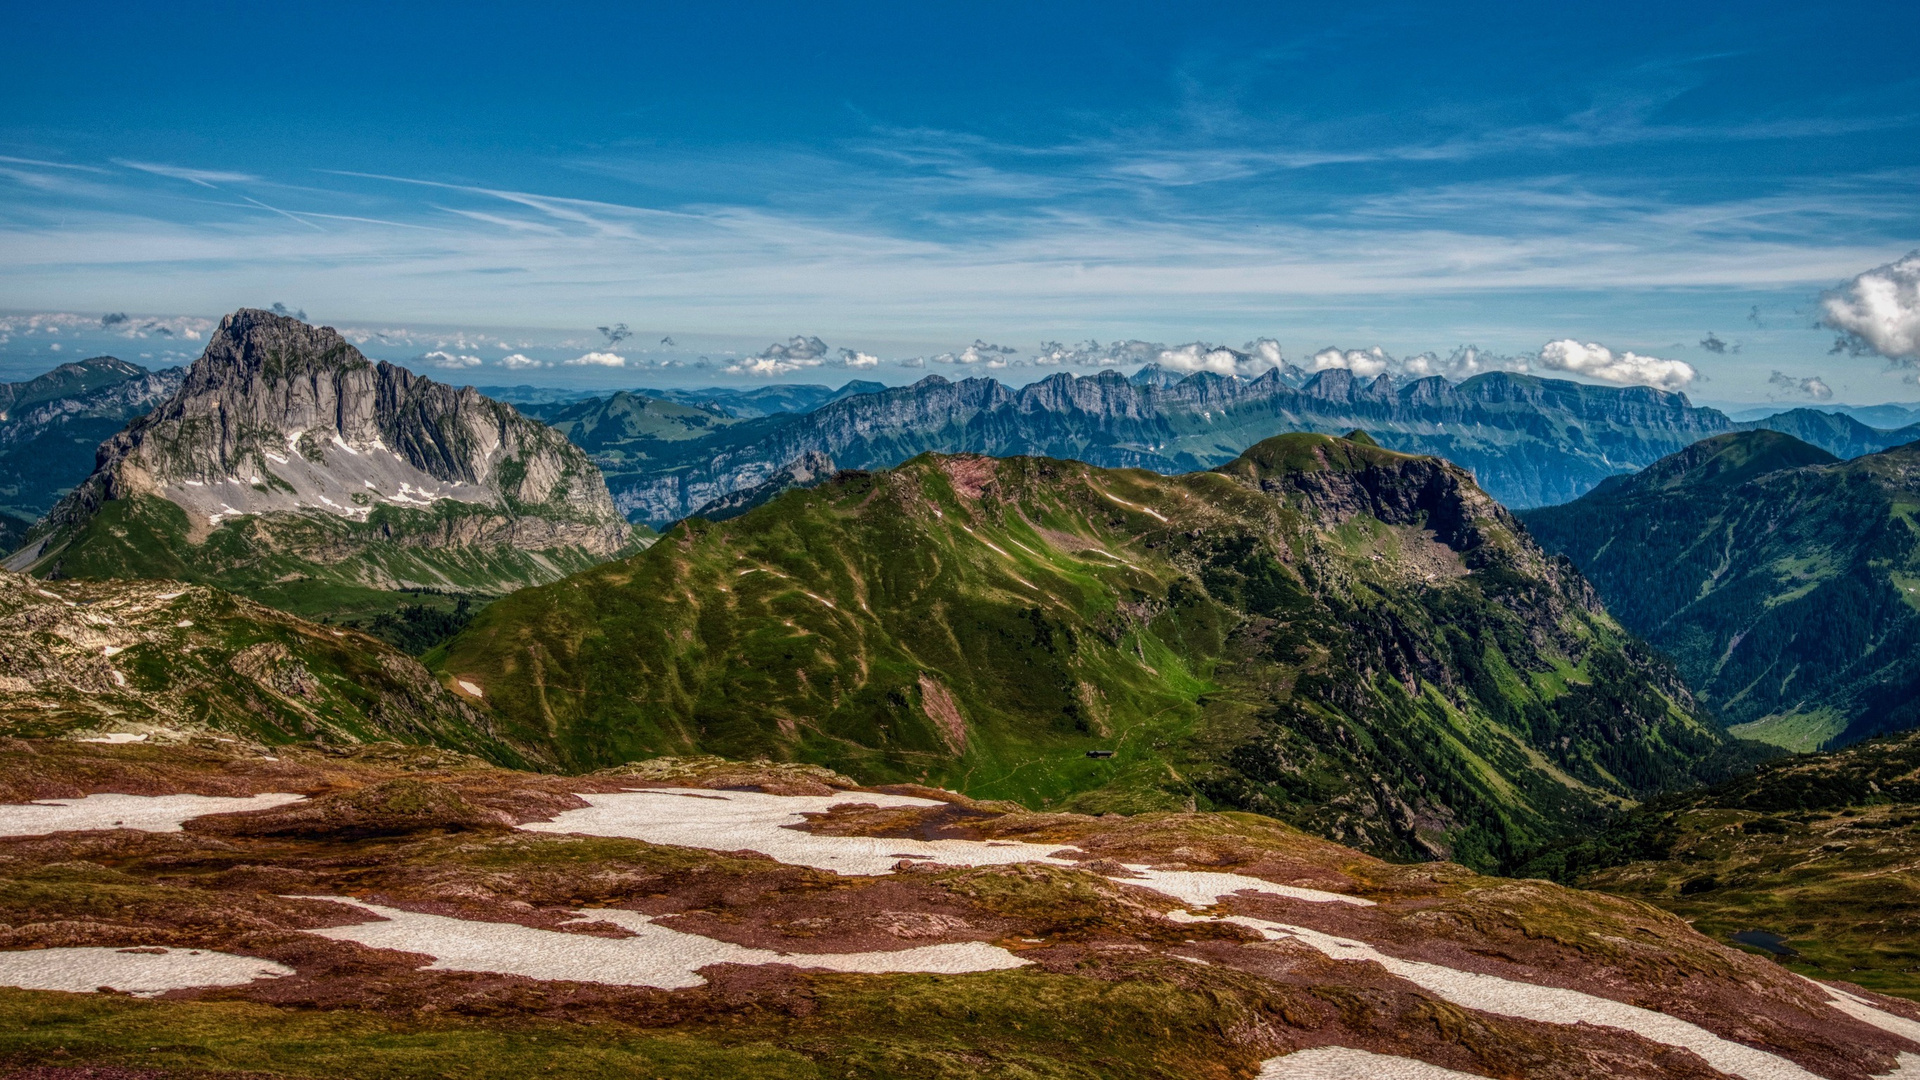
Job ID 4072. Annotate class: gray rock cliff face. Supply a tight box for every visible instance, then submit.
[28,309,627,556]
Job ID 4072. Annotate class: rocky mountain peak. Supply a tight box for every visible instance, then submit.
[15,309,627,569]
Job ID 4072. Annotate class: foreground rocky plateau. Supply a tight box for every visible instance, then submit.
[0,739,1917,1080]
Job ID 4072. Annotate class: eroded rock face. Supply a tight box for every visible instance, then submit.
[31,310,626,555]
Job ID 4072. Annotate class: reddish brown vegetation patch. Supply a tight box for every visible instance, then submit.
[2,741,1917,1080]
[915,673,967,753]
[939,456,998,500]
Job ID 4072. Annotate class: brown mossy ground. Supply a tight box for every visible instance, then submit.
[2,742,1917,1079]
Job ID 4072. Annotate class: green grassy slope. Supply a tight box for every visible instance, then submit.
[0,571,531,763]
[23,493,615,623]
[439,434,1751,869]
[1521,432,1920,749]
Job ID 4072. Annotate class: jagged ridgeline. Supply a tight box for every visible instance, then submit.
[6,310,632,621]
[438,433,1752,869]
[1522,430,1920,752]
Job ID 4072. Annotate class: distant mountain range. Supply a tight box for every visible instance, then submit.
[12,347,1920,541]
[1733,407,1920,459]
[520,366,1920,526]
[7,310,631,621]
[1725,400,1920,428]
[438,432,1760,869]
[0,356,185,545]
[1522,430,1920,751]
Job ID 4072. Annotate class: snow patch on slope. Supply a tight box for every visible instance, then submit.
[292,898,1026,989]
[0,792,306,836]
[1258,1046,1488,1079]
[519,788,1370,907]
[0,946,293,996]
[1174,911,1825,1080]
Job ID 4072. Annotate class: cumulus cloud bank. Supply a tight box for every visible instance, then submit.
[1032,340,1164,368]
[565,351,627,367]
[761,336,830,361]
[1769,371,1833,400]
[932,340,1019,368]
[1310,346,1393,378]
[1536,340,1696,391]
[1822,251,1920,363]
[838,348,879,369]
[498,353,546,370]
[1154,341,1275,377]
[726,357,816,376]
[421,350,482,369]
[1308,344,1526,381]
[725,335,834,376]
[1027,338,1280,377]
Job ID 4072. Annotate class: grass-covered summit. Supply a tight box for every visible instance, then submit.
[438,433,1753,869]
[1522,430,1920,751]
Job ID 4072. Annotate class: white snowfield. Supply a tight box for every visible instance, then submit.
[160,428,493,526]
[0,792,306,837]
[0,947,293,996]
[525,788,1920,1080]
[518,788,1372,907]
[291,897,1028,989]
[1258,1047,1489,1079]
[1811,977,1920,1074]
[1171,911,1869,1080]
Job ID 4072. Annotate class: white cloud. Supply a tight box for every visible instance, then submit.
[420,350,482,369]
[837,348,880,369]
[1387,345,1529,380]
[757,335,831,361]
[498,353,547,369]
[1155,342,1271,376]
[1536,340,1695,391]
[1307,344,1529,381]
[724,356,823,376]
[1243,338,1284,368]
[1822,251,1920,362]
[1769,371,1834,400]
[932,340,1019,366]
[565,351,628,367]
[1310,346,1392,378]
[113,160,258,187]
[1032,340,1164,368]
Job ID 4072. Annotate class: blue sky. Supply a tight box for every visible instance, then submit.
[3,0,1918,402]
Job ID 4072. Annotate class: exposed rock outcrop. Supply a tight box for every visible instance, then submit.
[36,310,624,551]
[8,311,628,593]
